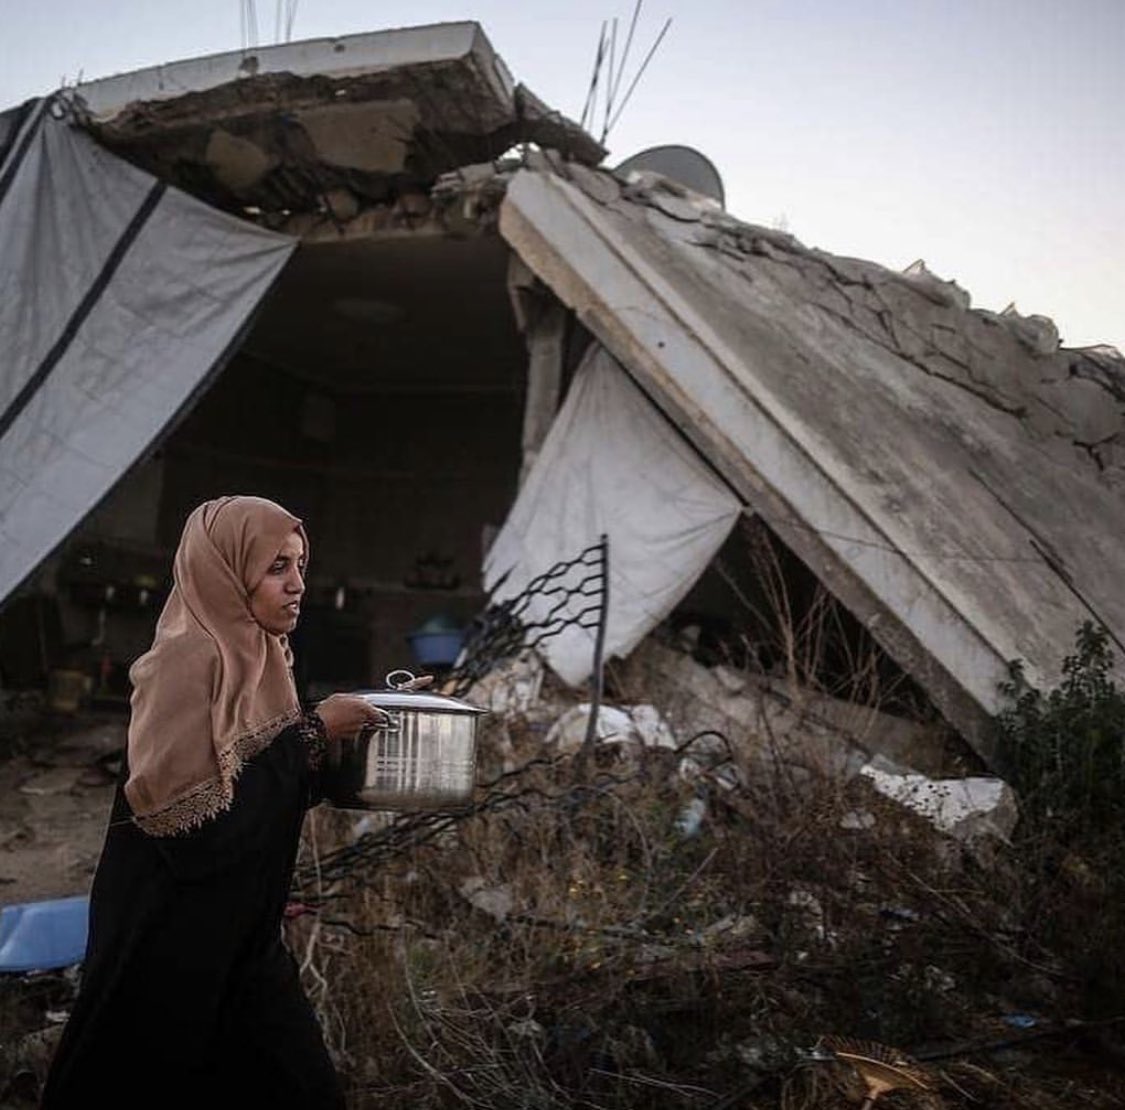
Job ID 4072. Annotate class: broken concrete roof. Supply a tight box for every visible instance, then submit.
[43,23,1124,762]
[71,22,603,215]
[497,162,1125,763]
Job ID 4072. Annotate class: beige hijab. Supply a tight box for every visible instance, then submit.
[124,495,308,836]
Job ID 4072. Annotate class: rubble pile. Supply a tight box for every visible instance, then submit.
[276,647,1125,1108]
[2,645,1123,1106]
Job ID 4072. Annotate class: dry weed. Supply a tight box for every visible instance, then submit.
[287,714,1123,1108]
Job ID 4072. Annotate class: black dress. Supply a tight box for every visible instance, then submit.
[40,721,345,1110]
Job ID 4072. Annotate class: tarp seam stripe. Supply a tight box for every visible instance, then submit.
[0,224,295,608]
[0,97,45,183]
[0,180,168,443]
[0,99,39,168]
[0,97,49,209]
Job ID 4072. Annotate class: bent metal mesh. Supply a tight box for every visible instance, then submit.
[446,535,609,698]
[290,537,611,900]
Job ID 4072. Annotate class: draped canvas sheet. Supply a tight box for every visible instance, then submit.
[484,345,743,686]
[0,100,295,604]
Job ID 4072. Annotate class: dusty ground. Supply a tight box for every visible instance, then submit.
[0,708,124,908]
[0,710,127,1102]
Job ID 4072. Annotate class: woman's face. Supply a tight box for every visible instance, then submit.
[249,531,306,635]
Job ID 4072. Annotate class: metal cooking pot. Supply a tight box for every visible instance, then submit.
[321,669,487,812]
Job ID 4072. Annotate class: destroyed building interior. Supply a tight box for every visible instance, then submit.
[36,231,530,698]
[2,20,1120,756]
[2,18,1125,1108]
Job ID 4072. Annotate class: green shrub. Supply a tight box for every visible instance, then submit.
[994,621,1125,1014]
[996,621,1125,845]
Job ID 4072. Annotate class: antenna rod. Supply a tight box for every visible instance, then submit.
[606,17,672,138]
[610,0,644,110]
[579,21,608,131]
[602,18,618,146]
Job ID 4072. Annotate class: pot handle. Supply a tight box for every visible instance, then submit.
[385,669,435,692]
[361,706,400,736]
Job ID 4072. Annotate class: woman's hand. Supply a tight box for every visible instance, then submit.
[313,694,387,742]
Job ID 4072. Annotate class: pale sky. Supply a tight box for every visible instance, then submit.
[2,0,1122,351]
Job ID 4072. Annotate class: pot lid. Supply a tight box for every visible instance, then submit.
[358,689,487,714]
[352,669,486,715]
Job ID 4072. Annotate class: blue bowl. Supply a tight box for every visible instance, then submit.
[0,895,89,972]
[407,630,465,667]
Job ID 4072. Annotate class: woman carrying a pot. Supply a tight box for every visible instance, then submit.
[42,495,384,1108]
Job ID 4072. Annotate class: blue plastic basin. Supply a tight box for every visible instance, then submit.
[0,895,89,972]
[408,630,465,667]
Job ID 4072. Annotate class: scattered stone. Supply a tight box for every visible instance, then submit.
[458,876,514,923]
[507,1018,545,1039]
[544,702,676,753]
[839,809,876,830]
[17,768,79,797]
[858,765,1018,844]
[465,651,546,716]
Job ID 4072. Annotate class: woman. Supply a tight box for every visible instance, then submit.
[41,495,383,1109]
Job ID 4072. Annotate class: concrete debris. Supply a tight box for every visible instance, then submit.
[457,876,515,923]
[787,885,835,945]
[923,964,957,992]
[563,161,621,207]
[603,1024,663,1070]
[620,168,721,218]
[17,769,80,797]
[465,651,547,717]
[0,822,33,849]
[999,303,1061,356]
[293,99,420,174]
[859,765,1018,843]
[203,127,277,192]
[619,641,955,780]
[700,913,761,942]
[82,30,602,220]
[730,1033,796,1072]
[543,702,676,754]
[319,186,361,223]
[510,84,605,164]
[677,724,740,776]
[674,795,707,838]
[901,258,972,310]
[507,1018,546,1039]
[432,160,511,199]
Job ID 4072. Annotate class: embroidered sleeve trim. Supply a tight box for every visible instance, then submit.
[296,709,329,771]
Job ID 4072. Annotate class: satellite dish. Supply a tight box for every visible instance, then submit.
[614,144,725,208]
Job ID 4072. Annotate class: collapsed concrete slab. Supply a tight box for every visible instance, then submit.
[498,167,1125,765]
[5,19,1122,781]
[618,640,957,779]
[74,23,603,216]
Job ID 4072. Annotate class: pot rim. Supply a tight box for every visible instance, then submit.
[354,690,488,715]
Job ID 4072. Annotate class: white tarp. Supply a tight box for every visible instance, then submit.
[0,99,295,604]
[483,345,742,686]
